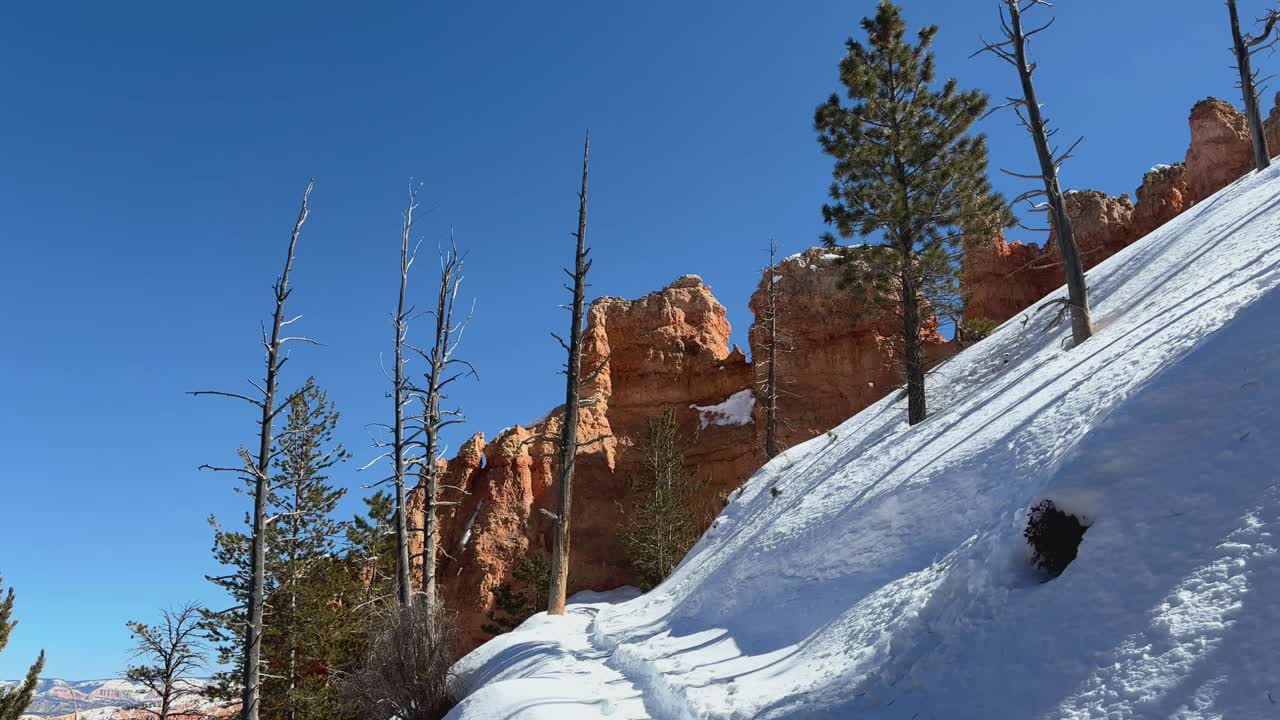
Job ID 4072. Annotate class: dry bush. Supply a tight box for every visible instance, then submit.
[341,602,457,720]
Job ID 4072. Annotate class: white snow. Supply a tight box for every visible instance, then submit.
[447,165,1280,719]
[690,390,756,430]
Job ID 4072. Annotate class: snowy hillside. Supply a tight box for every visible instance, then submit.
[446,163,1280,719]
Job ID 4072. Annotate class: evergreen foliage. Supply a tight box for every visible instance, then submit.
[0,578,44,720]
[959,317,999,345]
[203,379,363,719]
[267,381,351,720]
[1024,500,1088,579]
[481,551,551,637]
[619,409,701,590]
[815,0,1011,424]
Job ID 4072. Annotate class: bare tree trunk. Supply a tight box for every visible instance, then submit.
[419,249,461,609]
[392,188,416,609]
[126,603,206,720]
[900,256,926,426]
[763,239,781,459]
[548,132,592,615]
[285,585,296,720]
[1005,0,1093,346]
[1229,0,1274,171]
[243,182,312,720]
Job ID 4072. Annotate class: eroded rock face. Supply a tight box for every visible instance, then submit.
[746,248,951,449]
[423,275,759,648]
[1132,163,1191,239]
[965,96,1273,327]
[1185,97,1254,203]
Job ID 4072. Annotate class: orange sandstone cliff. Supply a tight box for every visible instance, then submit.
[420,96,1279,651]
[963,96,1278,326]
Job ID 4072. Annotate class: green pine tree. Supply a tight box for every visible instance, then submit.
[0,578,44,720]
[619,409,700,590]
[202,379,354,720]
[480,551,551,636]
[346,490,399,610]
[815,0,1011,425]
[265,380,350,720]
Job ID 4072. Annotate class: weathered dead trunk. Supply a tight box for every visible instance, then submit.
[392,188,415,609]
[1006,0,1093,346]
[242,182,312,720]
[420,254,453,609]
[548,132,592,615]
[1228,0,1273,171]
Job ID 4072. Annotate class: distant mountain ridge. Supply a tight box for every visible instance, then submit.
[0,677,217,719]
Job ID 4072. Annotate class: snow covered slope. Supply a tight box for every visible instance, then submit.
[448,165,1280,719]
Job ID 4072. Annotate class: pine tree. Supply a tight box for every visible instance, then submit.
[347,491,399,607]
[479,552,551,636]
[619,410,700,590]
[0,578,44,720]
[816,0,1010,425]
[266,380,349,720]
[201,516,253,706]
[203,380,351,720]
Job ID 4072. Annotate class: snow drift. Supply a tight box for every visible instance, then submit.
[447,164,1280,719]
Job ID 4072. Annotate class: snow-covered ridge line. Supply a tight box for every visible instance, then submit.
[448,165,1280,719]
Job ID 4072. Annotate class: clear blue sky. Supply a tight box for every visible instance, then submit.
[0,0,1256,679]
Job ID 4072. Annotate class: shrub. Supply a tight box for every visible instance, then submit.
[960,317,999,344]
[480,551,551,636]
[341,602,457,720]
[1024,500,1087,579]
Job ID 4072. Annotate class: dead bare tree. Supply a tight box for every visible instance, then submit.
[544,131,610,615]
[757,238,796,459]
[191,180,315,720]
[389,185,419,609]
[1228,0,1280,170]
[406,241,475,608]
[977,0,1093,347]
[125,603,207,720]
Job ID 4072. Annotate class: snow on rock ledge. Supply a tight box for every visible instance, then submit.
[448,165,1280,719]
[691,389,756,430]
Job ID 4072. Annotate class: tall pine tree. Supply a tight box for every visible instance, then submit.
[816,0,1010,425]
[203,379,353,720]
[0,578,44,720]
[267,380,349,720]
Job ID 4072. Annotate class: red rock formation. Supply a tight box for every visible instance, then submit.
[1185,97,1254,203]
[1132,163,1191,239]
[424,275,760,648]
[965,96,1276,326]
